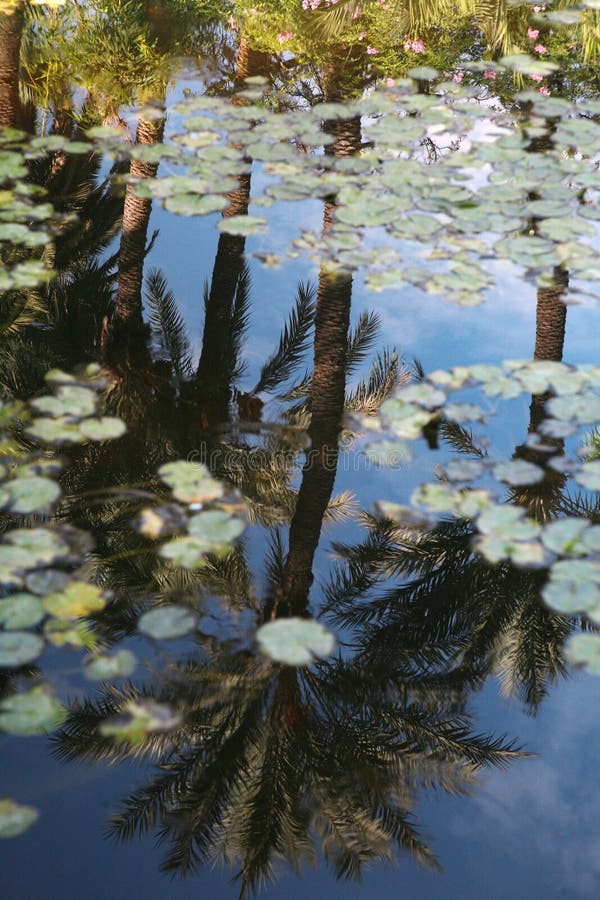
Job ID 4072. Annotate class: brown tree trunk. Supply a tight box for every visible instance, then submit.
[275,65,362,614]
[0,3,24,129]
[114,116,165,324]
[533,267,568,363]
[195,35,270,421]
[513,268,569,521]
[277,245,353,614]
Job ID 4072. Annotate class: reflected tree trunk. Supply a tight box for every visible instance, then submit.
[114,116,165,325]
[276,61,362,614]
[513,267,569,520]
[0,2,23,129]
[196,36,271,422]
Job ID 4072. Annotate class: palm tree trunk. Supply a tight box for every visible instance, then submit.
[277,246,353,613]
[533,267,568,363]
[513,268,569,520]
[195,35,271,419]
[276,65,363,613]
[114,115,165,323]
[0,2,24,129]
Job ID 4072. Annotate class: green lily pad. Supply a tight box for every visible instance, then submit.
[43,582,106,619]
[217,215,268,236]
[6,529,68,565]
[0,799,39,838]
[564,633,600,674]
[31,385,97,418]
[25,569,69,596]
[0,686,65,736]
[187,510,245,546]
[256,617,336,666]
[158,461,224,504]
[6,477,61,514]
[138,606,197,640]
[0,632,44,667]
[84,650,137,680]
[541,519,590,556]
[43,619,97,649]
[99,699,182,743]
[78,418,126,441]
[0,594,45,629]
[26,417,86,445]
[575,462,600,491]
[477,505,540,540]
[492,460,544,486]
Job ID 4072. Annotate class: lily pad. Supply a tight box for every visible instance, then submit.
[0,594,45,629]
[99,699,182,743]
[0,687,65,736]
[138,606,197,640]
[85,650,137,680]
[0,632,44,667]
[78,418,127,441]
[0,799,39,838]
[43,583,106,619]
[564,633,600,674]
[6,477,61,514]
[492,460,544,486]
[158,461,224,504]
[256,617,336,666]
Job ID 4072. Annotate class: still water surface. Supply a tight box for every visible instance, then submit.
[0,2,600,898]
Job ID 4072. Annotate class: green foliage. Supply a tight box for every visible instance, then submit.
[256,617,336,665]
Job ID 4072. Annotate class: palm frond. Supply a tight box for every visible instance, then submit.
[145,267,192,382]
[254,281,315,394]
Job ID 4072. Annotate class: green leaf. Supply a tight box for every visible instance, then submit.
[0,594,45,629]
[217,215,268,236]
[492,460,544,486]
[564,634,600,674]
[78,418,126,441]
[575,462,600,491]
[43,583,106,619]
[0,687,65,736]
[138,606,197,640]
[99,699,182,743]
[31,385,97,418]
[256,617,336,666]
[6,477,61,514]
[187,510,245,546]
[84,650,137,680]
[164,193,228,216]
[158,461,224,504]
[541,519,590,557]
[0,632,44,667]
[0,799,39,838]
[43,619,97,649]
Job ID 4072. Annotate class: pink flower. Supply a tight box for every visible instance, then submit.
[534,44,547,54]
[453,71,464,83]
[366,45,379,55]
[227,15,237,29]
[527,27,539,40]
[351,3,362,18]
[277,31,293,43]
[539,86,550,95]
[412,38,425,53]
[484,69,496,80]
[531,73,543,82]
[533,5,545,11]
[386,77,395,87]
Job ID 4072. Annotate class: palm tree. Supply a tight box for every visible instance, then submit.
[0,0,24,128]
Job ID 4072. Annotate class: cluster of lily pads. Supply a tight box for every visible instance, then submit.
[0,370,335,836]
[102,70,600,307]
[0,131,58,292]
[368,359,600,674]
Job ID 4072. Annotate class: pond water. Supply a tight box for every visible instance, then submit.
[1,2,600,898]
